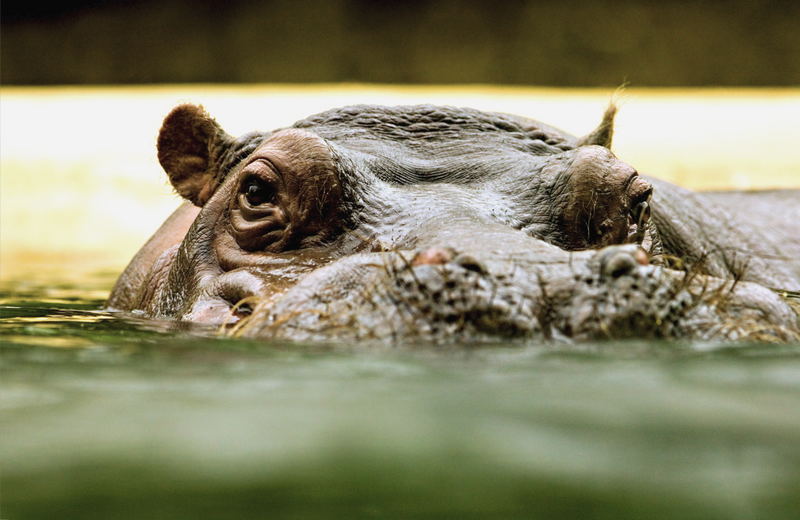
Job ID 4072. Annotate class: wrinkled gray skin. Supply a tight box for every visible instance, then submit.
[107,104,799,343]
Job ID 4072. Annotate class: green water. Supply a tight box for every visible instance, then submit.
[2,274,800,519]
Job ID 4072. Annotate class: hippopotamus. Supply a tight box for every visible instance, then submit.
[107,103,800,343]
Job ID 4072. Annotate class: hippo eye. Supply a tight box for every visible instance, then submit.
[242,176,275,206]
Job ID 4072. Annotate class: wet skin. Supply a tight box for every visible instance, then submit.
[107,104,799,342]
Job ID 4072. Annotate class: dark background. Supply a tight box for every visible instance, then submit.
[2,0,799,86]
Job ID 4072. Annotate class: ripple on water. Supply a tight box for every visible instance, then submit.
[2,273,800,520]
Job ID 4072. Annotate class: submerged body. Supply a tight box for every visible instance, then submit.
[108,104,799,342]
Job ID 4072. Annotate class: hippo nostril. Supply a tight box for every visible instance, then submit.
[412,247,455,266]
[604,254,636,278]
[599,247,643,279]
[453,253,487,274]
[633,247,649,266]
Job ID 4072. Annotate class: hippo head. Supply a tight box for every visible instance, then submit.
[114,104,797,343]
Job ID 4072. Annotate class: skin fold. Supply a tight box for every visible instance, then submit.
[107,104,799,343]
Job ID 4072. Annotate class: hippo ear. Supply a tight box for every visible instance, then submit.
[157,104,235,206]
[577,104,617,149]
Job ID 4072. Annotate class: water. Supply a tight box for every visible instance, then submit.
[2,87,799,518]
[2,273,800,519]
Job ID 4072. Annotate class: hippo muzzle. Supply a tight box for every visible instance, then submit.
[229,242,797,343]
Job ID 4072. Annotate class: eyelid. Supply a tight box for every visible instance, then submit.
[242,172,277,190]
[246,157,281,177]
[239,158,281,193]
[237,192,277,217]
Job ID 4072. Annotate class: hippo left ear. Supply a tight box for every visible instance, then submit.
[577,104,617,149]
[157,104,235,206]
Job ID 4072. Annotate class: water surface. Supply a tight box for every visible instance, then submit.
[2,272,800,519]
[2,87,799,519]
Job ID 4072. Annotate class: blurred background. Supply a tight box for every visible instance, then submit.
[3,0,800,85]
[1,0,799,277]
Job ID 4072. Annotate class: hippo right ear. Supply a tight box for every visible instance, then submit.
[157,104,235,206]
[577,104,617,149]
